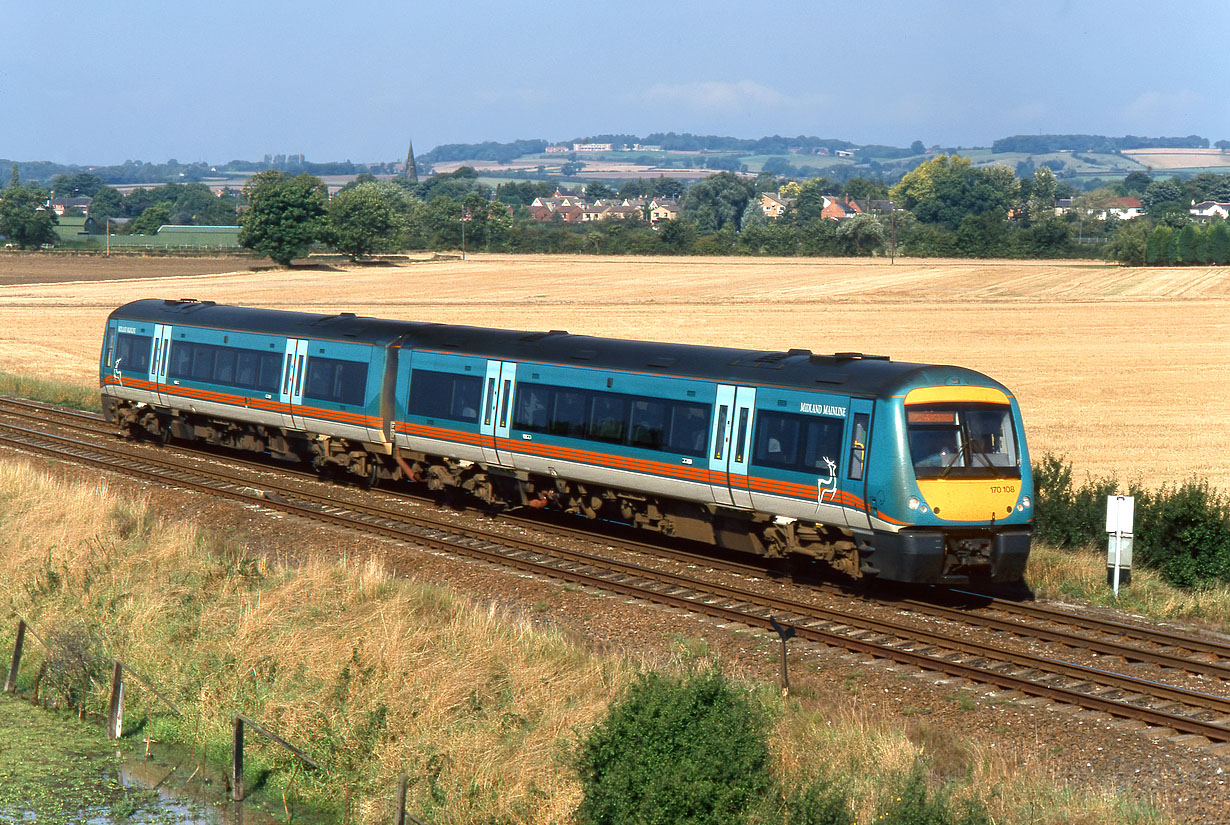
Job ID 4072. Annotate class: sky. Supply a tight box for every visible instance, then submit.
[3,0,1227,166]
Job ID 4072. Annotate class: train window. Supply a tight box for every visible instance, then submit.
[499,380,512,428]
[550,389,587,438]
[512,382,709,457]
[408,369,481,423]
[513,384,551,431]
[282,354,293,395]
[753,411,844,475]
[713,406,727,460]
[257,353,283,393]
[304,356,367,406]
[236,350,260,388]
[629,399,667,450]
[666,402,710,457]
[734,408,749,463]
[214,348,237,384]
[907,404,1019,479]
[589,395,627,443]
[168,342,191,379]
[113,332,152,373]
[190,344,216,382]
[848,413,869,481]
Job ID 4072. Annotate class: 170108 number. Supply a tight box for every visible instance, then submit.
[990,484,1017,494]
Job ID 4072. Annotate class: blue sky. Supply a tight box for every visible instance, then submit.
[3,0,1226,165]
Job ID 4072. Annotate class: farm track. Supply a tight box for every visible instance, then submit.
[1,396,1229,747]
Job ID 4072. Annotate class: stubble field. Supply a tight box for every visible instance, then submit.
[2,252,1229,491]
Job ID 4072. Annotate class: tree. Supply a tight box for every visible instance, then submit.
[238,171,328,265]
[1146,225,1173,265]
[51,172,105,198]
[835,213,886,255]
[584,182,617,201]
[842,177,888,202]
[326,182,401,259]
[1120,171,1152,196]
[0,179,58,249]
[889,154,1017,230]
[1026,167,1058,224]
[1105,219,1150,266]
[1176,223,1200,264]
[128,204,171,235]
[1208,221,1230,264]
[87,186,125,224]
[1142,179,1184,211]
[680,172,754,233]
[574,669,770,825]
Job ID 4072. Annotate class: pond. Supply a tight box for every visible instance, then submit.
[0,697,287,824]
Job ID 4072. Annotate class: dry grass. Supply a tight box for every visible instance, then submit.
[2,254,1229,489]
[1026,543,1230,631]
[1120,148,1230,170]
[0,459,1172,824]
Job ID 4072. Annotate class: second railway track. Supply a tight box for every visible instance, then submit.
[1,396,1228,746]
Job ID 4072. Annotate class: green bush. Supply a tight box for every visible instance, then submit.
[1031,453,1230,588]
[573,668,771,825]
[1031,453,1117,549]
[1134,480,1230,588]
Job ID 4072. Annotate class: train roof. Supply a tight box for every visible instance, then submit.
[109,299,1008,399]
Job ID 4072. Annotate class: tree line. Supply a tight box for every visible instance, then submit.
[6,159,1230,264]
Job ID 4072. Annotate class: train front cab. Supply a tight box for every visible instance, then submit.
[861,385,1032,586]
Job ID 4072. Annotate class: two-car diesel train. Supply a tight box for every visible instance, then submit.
[100,299,1033,585]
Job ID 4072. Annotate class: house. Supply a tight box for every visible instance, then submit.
[649,198,679,225]
[1190,201,1230,220]
[758,192,793,219]
[820,197,862,221]
[50,196,92,216]
[1095,197,1144,221]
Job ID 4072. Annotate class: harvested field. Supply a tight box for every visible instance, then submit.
[2,253,1228,490]
[1121,147,1230,170]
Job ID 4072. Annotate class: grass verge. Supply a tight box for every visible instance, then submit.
[1026,542,1230,632]
[0,458,1175,824]
[0,371,101,412]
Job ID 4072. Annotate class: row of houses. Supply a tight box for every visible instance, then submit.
[528,192,682,225]
[528,190,877,225]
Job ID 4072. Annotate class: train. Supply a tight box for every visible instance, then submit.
[99,298,1033,586]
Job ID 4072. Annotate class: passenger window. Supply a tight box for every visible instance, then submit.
[629,399,667,450]
[408,369,481,423]
[588,395,627,443]
[753,410,844,475]
[550,390,587,438]
[667,402,710,457]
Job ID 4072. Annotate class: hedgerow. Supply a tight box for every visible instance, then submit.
[1032,453,1230,587]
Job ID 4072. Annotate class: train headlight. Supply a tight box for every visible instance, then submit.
[1018,496,1032,512]
[908,496,921,511]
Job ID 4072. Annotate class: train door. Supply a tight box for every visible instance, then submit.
[151,324,173,405]
[281,338,310,430]
[479,360,516,466]
[709,384,756,509]
[844,399,873,529]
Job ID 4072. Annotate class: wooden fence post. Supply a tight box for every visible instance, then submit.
[4,619,24,694]
[394,772,408,825]
[106,660,124,739]
[232,716,245,801]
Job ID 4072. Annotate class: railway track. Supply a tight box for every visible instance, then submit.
[1,396,1229,745]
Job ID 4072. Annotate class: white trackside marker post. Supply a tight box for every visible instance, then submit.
[1105,495,1134,597]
